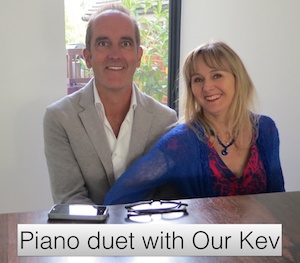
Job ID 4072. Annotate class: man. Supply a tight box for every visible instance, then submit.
[43,4,177,205]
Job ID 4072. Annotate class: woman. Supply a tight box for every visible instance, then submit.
[104,41,285,205]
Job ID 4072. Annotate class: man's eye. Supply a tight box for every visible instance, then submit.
[122,41,132,47]
[97,41,108,47]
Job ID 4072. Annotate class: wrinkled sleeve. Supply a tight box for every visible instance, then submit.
[103,139,175,205]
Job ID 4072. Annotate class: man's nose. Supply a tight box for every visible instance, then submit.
[108,46,121,59]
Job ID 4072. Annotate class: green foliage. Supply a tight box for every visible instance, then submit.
[122,0,169,103]
[64,0,87,45]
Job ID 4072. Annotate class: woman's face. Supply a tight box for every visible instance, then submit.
[191,55,236,120]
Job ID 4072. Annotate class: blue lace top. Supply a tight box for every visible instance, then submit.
[104,115,285,205]
[208,142,266,196]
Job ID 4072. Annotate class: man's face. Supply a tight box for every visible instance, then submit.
[84,12,143,92]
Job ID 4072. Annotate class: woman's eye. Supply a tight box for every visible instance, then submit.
[193,77,203,83]
[213,74,222,79]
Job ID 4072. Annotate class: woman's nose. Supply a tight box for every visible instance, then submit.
[203,79,214,91]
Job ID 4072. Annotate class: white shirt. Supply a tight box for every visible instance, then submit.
[93,81,137,180]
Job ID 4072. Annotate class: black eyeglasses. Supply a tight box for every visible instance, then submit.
[125,200,188,217]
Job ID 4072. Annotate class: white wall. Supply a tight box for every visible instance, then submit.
[181,0,300,192]
[0,0,66,213]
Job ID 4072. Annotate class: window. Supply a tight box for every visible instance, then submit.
[64,0,181,110]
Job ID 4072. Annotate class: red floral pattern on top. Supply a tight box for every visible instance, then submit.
[208,142,267,196]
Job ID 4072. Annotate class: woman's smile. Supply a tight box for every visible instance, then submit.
[205,94,222,102]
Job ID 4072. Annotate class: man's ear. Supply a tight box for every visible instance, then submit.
[83,48,92,68]
[136,46,143,68]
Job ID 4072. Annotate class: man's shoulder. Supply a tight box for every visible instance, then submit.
[48,92,78,109]
[47,83,93,111]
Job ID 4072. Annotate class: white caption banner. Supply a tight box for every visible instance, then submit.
[18,224,281,256]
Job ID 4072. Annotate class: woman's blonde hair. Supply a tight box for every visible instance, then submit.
[182,41,258,142]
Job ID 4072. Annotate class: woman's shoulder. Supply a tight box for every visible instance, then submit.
[257,114,277,129]
[256,114,279,146]
[166,123,204,137]
[169,123,190,133]
[155,123,206,158]
[157,122,207,150]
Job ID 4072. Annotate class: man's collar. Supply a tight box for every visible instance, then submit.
[93,80,137,110]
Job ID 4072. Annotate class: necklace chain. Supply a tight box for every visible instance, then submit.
[216,135,235,156]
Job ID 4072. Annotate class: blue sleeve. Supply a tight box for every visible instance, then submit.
[258,116,285,192]
[103,124,208,205]
[102,126,189,205]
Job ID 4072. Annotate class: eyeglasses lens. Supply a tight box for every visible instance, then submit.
[131,201,178,212]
